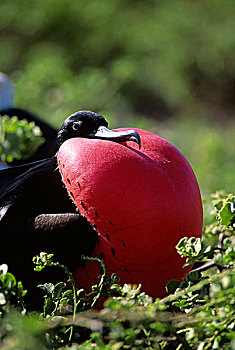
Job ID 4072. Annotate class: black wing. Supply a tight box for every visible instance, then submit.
[0,156,57,219]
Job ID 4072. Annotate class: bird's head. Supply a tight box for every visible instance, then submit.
[57,111,141,149]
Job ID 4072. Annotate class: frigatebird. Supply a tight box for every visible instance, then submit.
[0,110,141,308]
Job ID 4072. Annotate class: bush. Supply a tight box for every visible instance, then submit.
[0,193,234,349]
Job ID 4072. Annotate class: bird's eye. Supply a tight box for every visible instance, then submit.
[72,121,82,131]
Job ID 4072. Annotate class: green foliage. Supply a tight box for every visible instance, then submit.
[176,236,213,266]
[33,252,120,345]
[214,194,235,228]
[33,253,120,314]
[0,115,45,162]
[2,0,235,118]
[0,264,27,317]
[0,311,47,350]
[0,194,234,349]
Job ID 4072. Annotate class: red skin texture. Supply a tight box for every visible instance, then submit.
[57,128,203,299]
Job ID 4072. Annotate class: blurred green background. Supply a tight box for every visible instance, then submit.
[1,0,234,199]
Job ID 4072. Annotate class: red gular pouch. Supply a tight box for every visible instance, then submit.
[57,128,203,301]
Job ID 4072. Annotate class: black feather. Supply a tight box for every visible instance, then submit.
[0,157,57,218]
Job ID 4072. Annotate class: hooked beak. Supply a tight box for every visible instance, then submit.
[89,126,141,149]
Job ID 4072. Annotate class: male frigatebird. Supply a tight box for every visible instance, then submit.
[58,126,203,299]
[0,110,141,308]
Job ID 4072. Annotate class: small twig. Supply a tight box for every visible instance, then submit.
[46,262,77,343]
[81,256,107,308]
[191,261,232,273]
[59,263,78,343]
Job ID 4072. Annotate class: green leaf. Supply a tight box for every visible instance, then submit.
[38,283,55,295]
[166,280,181,294]
[4,273,16,289]
[213,199,224,212]
[43,299,56,316]
[52,282,66,299]
[176,237,202,258]
[59,297,69,305]
[218,195,235,227]
[17,281,27,298]
[172,299,190,308]
[34,265,45,272]
[187,271,202,283]
[62,290,73,298]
